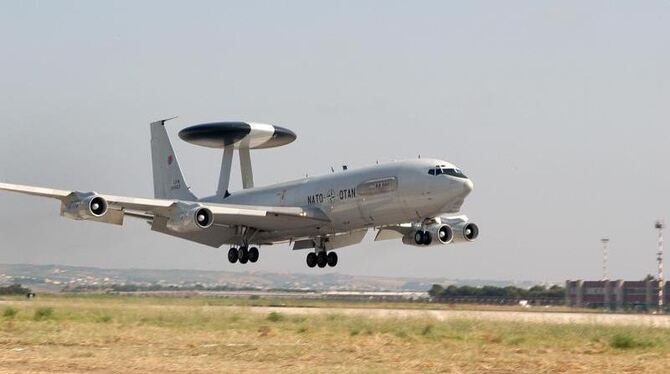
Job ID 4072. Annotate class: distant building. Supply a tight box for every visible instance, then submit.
[566,280,670,311]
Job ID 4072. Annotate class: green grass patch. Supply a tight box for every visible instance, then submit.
[609,333,655,349]
[96,314,113,323]
[2,306,18,318]
[266,312,285,322]
[421,324,434,336]
[33,307,54,321]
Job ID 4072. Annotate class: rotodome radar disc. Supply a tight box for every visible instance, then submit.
[178,122,296,149]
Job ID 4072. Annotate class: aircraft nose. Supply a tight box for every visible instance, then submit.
[462,179,474,194]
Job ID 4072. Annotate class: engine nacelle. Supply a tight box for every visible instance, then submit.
[402,224,454,247]
[166,203,214,233]
[61,193,109,220]
[432,224,454,244]
[451,222,479,242]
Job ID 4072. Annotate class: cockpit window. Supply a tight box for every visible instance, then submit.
[443,168,467,178]
[428,167,468,178]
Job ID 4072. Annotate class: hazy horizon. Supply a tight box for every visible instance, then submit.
[1,1,669,281]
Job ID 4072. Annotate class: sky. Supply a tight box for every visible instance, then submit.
[0,1,669,282]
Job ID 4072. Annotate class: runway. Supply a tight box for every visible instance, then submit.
[237,305,670,328]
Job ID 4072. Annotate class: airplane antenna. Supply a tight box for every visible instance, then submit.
[656,220,665,313]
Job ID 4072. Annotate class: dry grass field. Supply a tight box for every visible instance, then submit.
[0,295,669,373]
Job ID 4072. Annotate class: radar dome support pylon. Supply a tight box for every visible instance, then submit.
[217,145,234,198]
[178,122,297,199]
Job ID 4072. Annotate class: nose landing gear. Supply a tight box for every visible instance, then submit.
[414,230,432,245]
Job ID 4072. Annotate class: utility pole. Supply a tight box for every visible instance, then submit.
[656,220,665,312]
[601,238,609,281]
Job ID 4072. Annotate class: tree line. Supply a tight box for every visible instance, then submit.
[0,284,32,295]
[429,284,565,299]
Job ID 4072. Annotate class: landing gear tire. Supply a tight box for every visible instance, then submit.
[327,252,338,267]
[248,247,259,263]
[422,231,432,245]
[316,252,327,268]
[414,231,425,245]
[238,246,249,264]
[228,247,238,263]
[306,252,317,268]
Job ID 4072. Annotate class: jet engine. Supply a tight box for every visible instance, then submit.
[402,224,454,246]
[451,222,479,242]
[61,193,109,220]
[166,203,214,233]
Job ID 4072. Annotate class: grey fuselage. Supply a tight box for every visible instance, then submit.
[200,158,473,242]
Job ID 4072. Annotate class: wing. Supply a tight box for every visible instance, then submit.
[0,182,329,235]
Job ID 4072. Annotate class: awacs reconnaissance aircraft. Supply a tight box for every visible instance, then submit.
[0,120,478,268]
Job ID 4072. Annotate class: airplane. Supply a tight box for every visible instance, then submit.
[0,119,478,268]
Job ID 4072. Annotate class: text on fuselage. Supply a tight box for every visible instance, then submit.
[307,188,356,205]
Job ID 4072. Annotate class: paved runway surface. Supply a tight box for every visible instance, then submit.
[238,306,670,327]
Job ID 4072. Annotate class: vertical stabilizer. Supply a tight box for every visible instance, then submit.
[150,120,197,201]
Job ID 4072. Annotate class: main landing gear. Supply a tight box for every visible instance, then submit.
[306,251,338,269]
[414,230,432,246]
[228,246,259,265]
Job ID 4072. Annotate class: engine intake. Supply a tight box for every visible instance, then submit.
[61,193,109,220]
[453,222,479,242]
[435,224,454,244]
[194,207,214,228]
[166,203,214,233]
[89,196,108,217]
[402,224,453,246]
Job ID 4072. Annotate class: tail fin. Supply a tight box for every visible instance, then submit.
[150,120,197,201]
